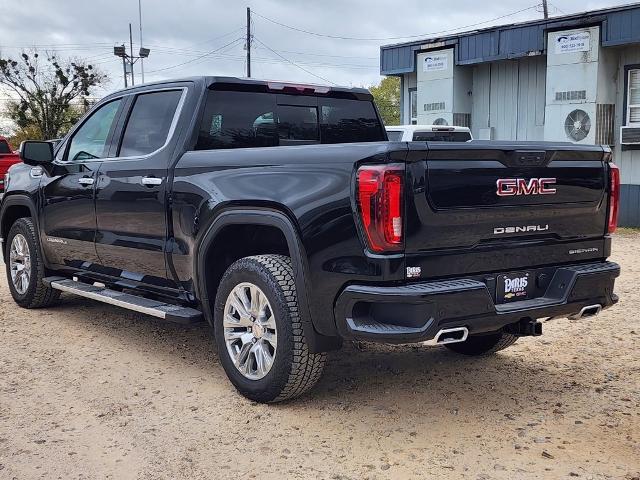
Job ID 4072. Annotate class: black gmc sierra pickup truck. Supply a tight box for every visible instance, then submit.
[1,76,620,402]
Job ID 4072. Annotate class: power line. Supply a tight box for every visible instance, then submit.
[253,37,335,85]
[0,28,243,52]
[141,48,378,69]
[251,5,540,41]
[252,46,378,60]
[145,37,244,74]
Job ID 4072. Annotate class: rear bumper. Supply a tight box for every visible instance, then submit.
[334,261,620,344]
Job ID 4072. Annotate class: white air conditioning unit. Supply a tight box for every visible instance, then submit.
[544,26,616,145]
[415,48,471,126]
[621,126,640,145]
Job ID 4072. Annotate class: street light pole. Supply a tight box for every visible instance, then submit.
[246,7,251,78]
[114,44,128,87]
[122,53,128,88]
[139,0,145,83]
[129,23,135,86]
[114,28,149,88]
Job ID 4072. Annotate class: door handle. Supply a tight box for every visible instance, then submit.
[141,176,163,187]
[78,177,95,186]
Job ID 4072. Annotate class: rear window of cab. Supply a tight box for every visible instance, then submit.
[196,90,385,150]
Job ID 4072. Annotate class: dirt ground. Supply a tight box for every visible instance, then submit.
[0,233,639,480]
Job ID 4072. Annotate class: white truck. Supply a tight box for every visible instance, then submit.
[386,124,473,142]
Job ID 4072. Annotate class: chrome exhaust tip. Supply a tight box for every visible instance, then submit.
[569,304,602,320]
[424,326,469,346]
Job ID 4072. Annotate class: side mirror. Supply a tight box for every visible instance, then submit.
[20,140,54,166]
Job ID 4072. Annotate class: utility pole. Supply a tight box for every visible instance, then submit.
[246,7,251,78]
[129,23,135,86]
[139,0,145,83]
[542,0,549,19]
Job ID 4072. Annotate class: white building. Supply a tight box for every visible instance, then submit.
[380,3,640,226]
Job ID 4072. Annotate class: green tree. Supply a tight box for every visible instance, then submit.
[370,76,400,126]
[0,50,107,140]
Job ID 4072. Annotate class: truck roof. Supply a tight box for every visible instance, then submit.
[106,76,372,99]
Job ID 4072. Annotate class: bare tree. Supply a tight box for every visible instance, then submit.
[0,50,107,140]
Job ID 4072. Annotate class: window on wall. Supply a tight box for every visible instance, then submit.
[628,69,640,125]
[409,89,417,124]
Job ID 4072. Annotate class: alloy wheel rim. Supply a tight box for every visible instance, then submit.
[9,234,31,295]
[223,282,278,380]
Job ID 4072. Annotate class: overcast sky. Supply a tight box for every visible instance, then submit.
[0,0,634,95]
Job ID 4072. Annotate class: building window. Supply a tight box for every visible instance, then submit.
[628,68,640,125]
[409,89,417,124]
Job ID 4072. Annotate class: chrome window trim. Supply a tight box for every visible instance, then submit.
[55,86,188,165]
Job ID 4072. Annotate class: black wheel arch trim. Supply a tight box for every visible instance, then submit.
[0,194,40,263]
[194,207,341,353]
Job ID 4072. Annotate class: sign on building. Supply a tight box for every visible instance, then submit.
[555,31,590,54]
[423,54,448,72]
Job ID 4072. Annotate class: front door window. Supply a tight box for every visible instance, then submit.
[66,99,122,162]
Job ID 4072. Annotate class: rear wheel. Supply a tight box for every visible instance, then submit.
[444,331,518,356]
[214,255,326,403]
[5,218,60,308]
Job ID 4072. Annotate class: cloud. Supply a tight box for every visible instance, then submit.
[0,0,628,96]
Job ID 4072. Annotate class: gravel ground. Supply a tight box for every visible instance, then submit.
[0,233,639,480]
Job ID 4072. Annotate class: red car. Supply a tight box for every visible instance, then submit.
[0,136,21,192]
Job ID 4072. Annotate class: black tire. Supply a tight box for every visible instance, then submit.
[5,217,61,308]
[444,331,518,356]
[213,254,326,403]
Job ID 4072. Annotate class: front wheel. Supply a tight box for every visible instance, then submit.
[444,331,518,356]
[213,255,326,403]
[5,218,60,308]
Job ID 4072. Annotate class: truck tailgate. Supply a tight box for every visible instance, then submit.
[404,142,610,278]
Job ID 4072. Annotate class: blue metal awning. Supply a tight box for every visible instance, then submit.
[381,2,640,74]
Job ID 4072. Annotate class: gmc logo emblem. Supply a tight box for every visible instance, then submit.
[496,178,557,196]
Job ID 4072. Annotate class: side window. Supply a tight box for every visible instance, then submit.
[119,90,183,157]
[320,98,385,144]
[628,68,640,125]
[66,99,122,161]
[197,91,278,150]
[409,89,417,124]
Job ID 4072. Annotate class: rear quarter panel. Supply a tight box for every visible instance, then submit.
[169,142,407,336]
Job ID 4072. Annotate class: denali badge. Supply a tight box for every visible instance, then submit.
[494,225,549,235]
[496,178,557,196]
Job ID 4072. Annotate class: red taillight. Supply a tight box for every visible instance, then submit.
[356,164,404,252]
[608,163,620,234]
